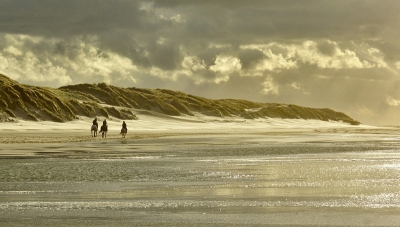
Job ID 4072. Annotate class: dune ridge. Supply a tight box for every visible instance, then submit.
[0,74,137,122]
[0,74,360,125]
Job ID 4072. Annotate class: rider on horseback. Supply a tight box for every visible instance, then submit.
[120,121,128,138]
[99,119,108,138]
[122,121,127,133]
[91,118,99,137]
[93,118,98,129]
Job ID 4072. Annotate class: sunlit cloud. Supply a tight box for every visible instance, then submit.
[261,75,279,95]
[386,97,400,106]
[210,55,241,74]
[0,34,141,86]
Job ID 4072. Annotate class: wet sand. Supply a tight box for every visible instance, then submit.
[1,118,400,226]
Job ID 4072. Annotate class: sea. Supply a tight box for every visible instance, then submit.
[0,135,399,226]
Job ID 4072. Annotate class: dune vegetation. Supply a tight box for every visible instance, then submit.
[0,74,137,122]
[0,74,360,125]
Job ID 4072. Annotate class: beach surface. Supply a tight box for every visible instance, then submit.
[1,115,400,226]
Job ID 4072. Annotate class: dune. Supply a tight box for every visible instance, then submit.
[0,73,360,125]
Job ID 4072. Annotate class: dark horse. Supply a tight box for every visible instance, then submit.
[120,128,127,138]
[99,125,108,138]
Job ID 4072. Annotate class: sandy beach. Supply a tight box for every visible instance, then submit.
[0,113,395,144]
[1,115,400,226]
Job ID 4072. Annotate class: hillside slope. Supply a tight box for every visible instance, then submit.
[0,74,360,125]
[0,74,137,122]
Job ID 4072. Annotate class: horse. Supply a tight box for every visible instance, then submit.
[99,125,108,138]
[120,128,127,138]
[91,125,98,137]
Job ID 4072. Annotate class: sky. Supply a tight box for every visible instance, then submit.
[1,0,400,125]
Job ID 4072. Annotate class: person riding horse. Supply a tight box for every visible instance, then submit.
[99,119,108,138]
[93,118,98,129]
[122,121,127,132]
[120,121,127,137]
[91,118,99,137]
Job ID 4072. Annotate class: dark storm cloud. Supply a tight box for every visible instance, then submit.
[317,41,337,57]
[0,0,151,36]
[2,0,400,61]
[238,49,266,70]
[155,0,400,40]
[2,1,399,40]
[3,0,398,44]
[196,47,229,68]
[147,39,183,71]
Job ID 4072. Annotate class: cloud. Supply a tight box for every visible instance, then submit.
[261,75,279,95]
[0,0,153,37]
[0,34,139,86]
[290,82,310,95]
[210,56,241,75]
[237,40,392,85]
[238,48,265,70]
[386,97,400,106]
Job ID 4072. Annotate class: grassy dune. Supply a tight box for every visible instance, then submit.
[0,74,360,125]
[0,74,137,122]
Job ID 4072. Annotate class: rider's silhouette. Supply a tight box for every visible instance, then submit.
[93,118,98,128]
[122,121,127,132]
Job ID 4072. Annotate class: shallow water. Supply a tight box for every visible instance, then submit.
[1,137,400,226]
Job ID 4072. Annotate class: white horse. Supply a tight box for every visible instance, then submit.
[91,125,98,137]
[120,128,127,138]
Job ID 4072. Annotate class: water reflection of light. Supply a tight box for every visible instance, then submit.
[350,193,400,208]
[2,148,400,212]
[376,163,400,169]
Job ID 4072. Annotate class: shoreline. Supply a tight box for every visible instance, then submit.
[0,116,397,143]
[1,116,399,159]
[0,119,399,159]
